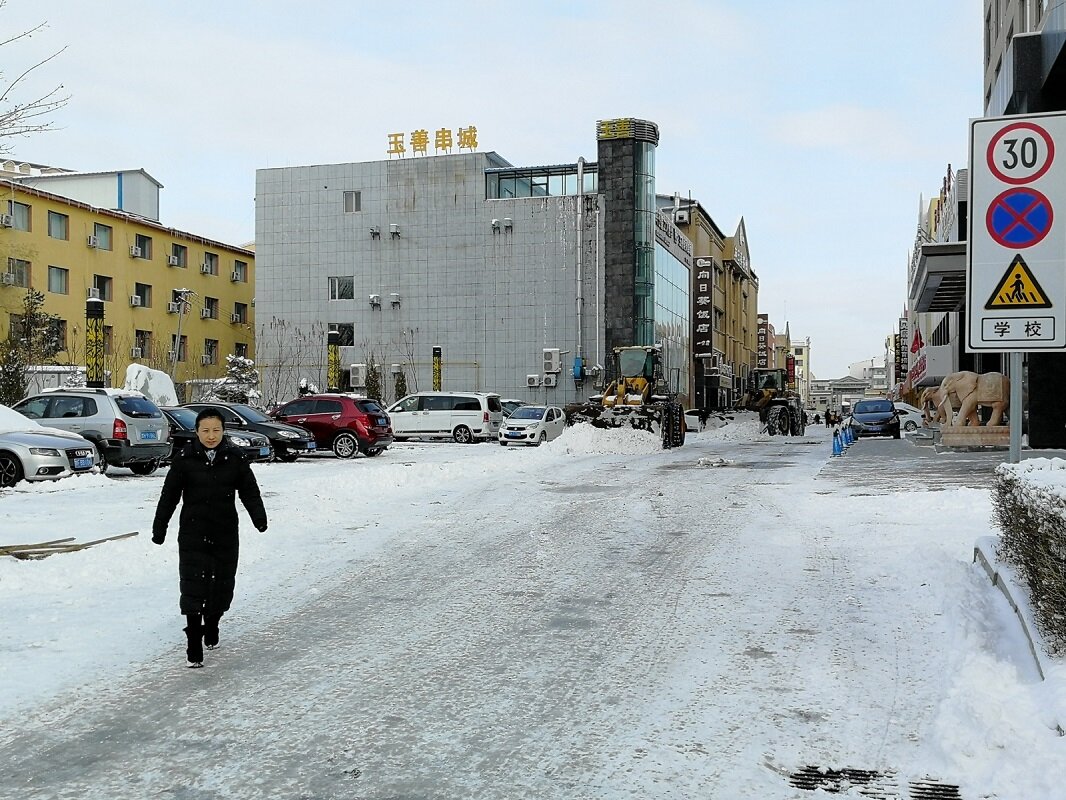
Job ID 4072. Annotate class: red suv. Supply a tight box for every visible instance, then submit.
[269,394,393,458]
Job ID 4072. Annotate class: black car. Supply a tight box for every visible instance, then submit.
[850,399,901,439]
[182,402,317,462]
[161,407,274,464]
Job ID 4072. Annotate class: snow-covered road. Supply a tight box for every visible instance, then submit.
[1,420,1062,798]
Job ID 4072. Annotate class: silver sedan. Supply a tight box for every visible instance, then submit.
[0,428,101,488]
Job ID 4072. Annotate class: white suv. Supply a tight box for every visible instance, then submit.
[14,388,171,474]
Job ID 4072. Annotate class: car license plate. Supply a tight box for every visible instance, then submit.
[306,442,316,450]
[507,431,523,438]
[259,447,270,456]
[376,417,388,426]
[140,431,157,440]
[73,457,93,470]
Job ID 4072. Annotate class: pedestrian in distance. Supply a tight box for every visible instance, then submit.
[152,407,268,668]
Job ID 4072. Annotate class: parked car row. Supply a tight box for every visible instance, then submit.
[1,387,565,488]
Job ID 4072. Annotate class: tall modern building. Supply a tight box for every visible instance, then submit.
[254,119,694,408]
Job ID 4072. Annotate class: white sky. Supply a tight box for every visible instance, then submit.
[1,0,984,379]
[1,419,1063,797]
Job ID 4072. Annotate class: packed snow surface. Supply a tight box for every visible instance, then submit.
[1,416,1063,798]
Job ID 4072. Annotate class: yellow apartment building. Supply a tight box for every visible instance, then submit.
[0,172,255,393]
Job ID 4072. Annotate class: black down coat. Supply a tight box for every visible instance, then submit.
[152,440,267,616]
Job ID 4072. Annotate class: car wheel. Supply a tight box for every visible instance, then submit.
[452,425,473,444]
[0,452,24,488]
[536,432,547,445]
[332,432,359,459]
[128,460,159,476]
[893,429,901,439]
[499,440,508,446]
[277,449,300,463]
[904,420,917,432]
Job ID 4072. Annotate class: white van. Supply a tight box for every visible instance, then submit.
[387,392,504,443]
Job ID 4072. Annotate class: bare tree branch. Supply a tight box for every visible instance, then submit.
[0,6,69,152]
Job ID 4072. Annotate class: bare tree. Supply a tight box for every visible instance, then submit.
[0,5,69,152]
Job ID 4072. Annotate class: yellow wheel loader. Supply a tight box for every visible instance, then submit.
[564,345,686,449]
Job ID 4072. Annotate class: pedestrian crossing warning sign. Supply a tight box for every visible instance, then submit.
[985,253,1053,309]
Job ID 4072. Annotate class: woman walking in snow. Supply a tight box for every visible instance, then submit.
[152,407,268,668]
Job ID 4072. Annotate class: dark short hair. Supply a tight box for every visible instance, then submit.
[195,407,225,429]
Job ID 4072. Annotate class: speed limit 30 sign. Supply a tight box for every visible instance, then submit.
[968,112,1066,351]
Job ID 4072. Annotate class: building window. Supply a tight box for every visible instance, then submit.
[48,265,69,294]
[233,302,248,323]
[343,191,361,213]
[328,276,355,300]
[7,200,30,231]
[94,223,113,251]
[7,258,30,287]
[48,319,67,351]
[92,274,113,301]
[103,325,113,356]
[47,211,69,240]
[234,342,248,358]
[330,323,354,346]
[134,282,152,307]
[170,334,186,362]
[9,313,25,340]
[232,259,247,282]
[171,243,188,267]
[204,339,219,365]
[202,252,219,275]
[134,233,152,259]
[135,329,152,355]
[204,297,219,319]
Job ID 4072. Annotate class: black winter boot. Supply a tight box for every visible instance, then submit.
[203,613,221,650]
[184,614,204,668]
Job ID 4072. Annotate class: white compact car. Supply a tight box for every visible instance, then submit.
[893,401,926,432]
[498,405,567,446]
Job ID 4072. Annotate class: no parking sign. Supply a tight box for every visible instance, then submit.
[967,112,1066,350]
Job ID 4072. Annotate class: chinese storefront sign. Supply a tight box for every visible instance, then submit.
[388,126,478,157]
[691,257,714,358]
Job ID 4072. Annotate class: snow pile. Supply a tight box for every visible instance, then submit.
[702,417,764,441]
[123,364,178,407]
[0,404,42,434]
[546,423,663,455]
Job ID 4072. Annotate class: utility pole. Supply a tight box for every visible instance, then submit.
[169,288,194,380]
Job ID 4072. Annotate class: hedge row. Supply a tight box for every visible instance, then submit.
[991,461,1066,656]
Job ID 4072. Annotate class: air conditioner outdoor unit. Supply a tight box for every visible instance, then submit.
[167,350,177,362]
[129,295,142,307]
[166,302,181,313]
[542,348,562,374]
[674,209,690,224]
[200,263,212,274]
[130,347,143,358]
[0,214,13,227]
[86,235,98,248]
[129,246,142,258]
[201,355,212,366]
[542,374,558,388]
[167,255,180,266]
[389,223,400,237]
[230,313,241,323]
[230,271,241,282]
[526,374,541,387]
[87,287,101,300]
[1,273,17,285]
[368,294,381,306]
[349,363,368,388]
[200,308,212,319]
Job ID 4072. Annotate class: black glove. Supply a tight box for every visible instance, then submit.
[152,530,166,545]
[255,521,268,533]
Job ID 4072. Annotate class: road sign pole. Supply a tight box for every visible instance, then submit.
[1009,352,1023,463]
